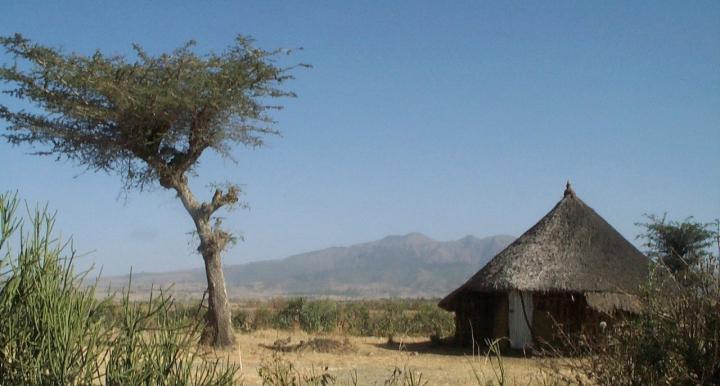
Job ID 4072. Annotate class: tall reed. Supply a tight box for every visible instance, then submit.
[0,192,241,385]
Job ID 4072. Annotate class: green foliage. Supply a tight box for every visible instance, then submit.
[253,305,276,330]
[638,214,715,274]
[372,302,411,341]
[232,305,277,332]
[0,192,108,385]
[274,297,305,330]
[270,298,339,333]
[336,302,371,336]
[105,286,239,386]
[300,300,338,334]
[229,298,454,340]
[232,309,253,332]
[0,192,241,385]
[0,34,306,190]
[410,304,455,340]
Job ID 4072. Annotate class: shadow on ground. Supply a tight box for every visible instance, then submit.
[371,339,535,358]
[260,337,357,354]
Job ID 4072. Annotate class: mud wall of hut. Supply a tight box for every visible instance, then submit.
[454,291,608,347]
[532,292,608,346]
[453,292,508,346]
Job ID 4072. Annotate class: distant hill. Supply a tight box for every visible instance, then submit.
[100,233,514,299]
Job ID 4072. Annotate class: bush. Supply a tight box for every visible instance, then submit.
[410,304,454,339]
[371,301,411,341]
[237,298,454,339]
[0,192,240,385]
[300,300,338,333]
[337,302,371,336]
[274,297,305,330]
[253,305,275,330]
[0,194,109,384]
[232,309,253,332]
[105,285,239,385]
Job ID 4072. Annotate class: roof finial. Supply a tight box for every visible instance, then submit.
[564,180,575,198]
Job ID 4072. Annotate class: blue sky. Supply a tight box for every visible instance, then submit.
[1,1,718,275]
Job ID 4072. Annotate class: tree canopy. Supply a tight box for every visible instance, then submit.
[638,214,716,273]
[0,33,306,191]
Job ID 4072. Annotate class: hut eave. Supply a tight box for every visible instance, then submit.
[584,292,643,314]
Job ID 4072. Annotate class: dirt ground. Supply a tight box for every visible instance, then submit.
[219,330,559,386]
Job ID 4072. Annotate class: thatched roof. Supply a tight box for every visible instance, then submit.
[439,183,650,311]
[585,292,643,314]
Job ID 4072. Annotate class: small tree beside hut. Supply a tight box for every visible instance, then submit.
[638,214,716,275]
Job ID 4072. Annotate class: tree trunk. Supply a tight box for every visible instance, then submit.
[199,241,236,347]
[172,178,236,348]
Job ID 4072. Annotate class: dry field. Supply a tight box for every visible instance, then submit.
[221,330,557,386]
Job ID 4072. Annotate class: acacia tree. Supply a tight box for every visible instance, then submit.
[638,215,715,274]
[0,34,305,347]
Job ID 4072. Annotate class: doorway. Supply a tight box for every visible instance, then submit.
[508,290,533,349]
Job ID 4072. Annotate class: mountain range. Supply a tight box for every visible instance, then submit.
[102,233,514,299]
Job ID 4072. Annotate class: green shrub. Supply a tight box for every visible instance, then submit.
[370,301,411,340]
[253,305,275,330]
[0,192,240,385]
[274,297,305,330]
[225,298,456,338]
[232,309,253,332]
[410,304,454,339]
[336,302,371,336]
[300,300,338,333]
[0,194,109,385]
[105,285,239,385]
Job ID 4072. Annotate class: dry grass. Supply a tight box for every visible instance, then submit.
[221,330,555,386]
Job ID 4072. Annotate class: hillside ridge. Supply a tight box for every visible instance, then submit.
[102,233,515,299]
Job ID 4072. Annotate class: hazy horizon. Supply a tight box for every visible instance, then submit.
[1,1,718,276]
[106,232,516,276]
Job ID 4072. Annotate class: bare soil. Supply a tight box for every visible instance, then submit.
[220,330,557,385]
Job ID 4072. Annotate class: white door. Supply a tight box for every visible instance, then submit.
[508,290,533,349]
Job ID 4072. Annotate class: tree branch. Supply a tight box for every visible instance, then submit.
[202,185,239,218]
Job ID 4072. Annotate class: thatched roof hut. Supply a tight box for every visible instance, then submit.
[439,183,649,349]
